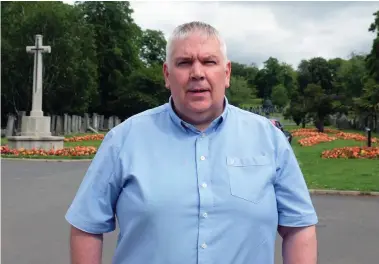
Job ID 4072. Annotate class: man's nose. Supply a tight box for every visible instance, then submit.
[190,61,205,80]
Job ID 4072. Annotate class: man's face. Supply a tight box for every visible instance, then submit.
[163,32,231,119]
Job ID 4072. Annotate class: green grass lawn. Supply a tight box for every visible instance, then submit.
[65,140,102,148]
[291,137,379,192]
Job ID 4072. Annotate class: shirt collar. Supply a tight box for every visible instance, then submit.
[167,96,230,134]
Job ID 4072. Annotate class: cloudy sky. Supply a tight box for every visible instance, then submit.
[130,1,378,68]
[64,1,379,69]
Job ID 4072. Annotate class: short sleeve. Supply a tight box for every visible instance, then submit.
[65,129,122,234]
[272,126,318,227]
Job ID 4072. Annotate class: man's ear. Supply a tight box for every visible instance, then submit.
[163,62,170,90]
[225,60,232,89]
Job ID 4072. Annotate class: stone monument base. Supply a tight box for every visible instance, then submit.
[7,136,65,151]
[20,115,52,137]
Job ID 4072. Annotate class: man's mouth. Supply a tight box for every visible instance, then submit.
[188,89,209,94]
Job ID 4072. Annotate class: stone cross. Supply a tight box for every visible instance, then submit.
[26,34,51,117]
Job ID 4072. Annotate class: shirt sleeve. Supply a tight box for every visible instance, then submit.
[271,124,318,227]
[65,129,122,234]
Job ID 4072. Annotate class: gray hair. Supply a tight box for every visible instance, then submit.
[165,21,228,67]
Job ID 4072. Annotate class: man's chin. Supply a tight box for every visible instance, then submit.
[187,102,212,113]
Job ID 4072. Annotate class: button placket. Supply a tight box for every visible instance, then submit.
[196,134,213,261]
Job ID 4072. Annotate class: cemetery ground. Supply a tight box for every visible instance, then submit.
[1,125,379,192]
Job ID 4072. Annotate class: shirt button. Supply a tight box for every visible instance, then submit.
[200,155,205,161]
[203,212,208,218]
[201,243,207,249]
[201,183,207,188]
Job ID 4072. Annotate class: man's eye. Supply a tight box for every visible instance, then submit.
[178,61,190,65]
[205,61,216,64]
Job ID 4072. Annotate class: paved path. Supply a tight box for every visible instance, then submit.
[2,159,379,264]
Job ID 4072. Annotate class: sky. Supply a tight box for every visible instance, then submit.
[64,1,379,69]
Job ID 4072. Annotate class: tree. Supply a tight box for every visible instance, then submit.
[115,63,168,118]
[1,1,98,122]
[140,29,167,67]
[293,57,345,131]
[353,78,379,130]
[271,84,289,108]
[284,87,310,127]
[78,1,143,116]
[280,63,297,98]
[226,76,257,107]
[366,10,379,82]
[255,57,283,99]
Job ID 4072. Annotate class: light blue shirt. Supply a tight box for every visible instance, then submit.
[65,97,318,264]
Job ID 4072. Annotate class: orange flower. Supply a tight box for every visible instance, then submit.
[1,145,97,157]
[298,134,337,146]
[321,146,379,159]
[64,134,104,142]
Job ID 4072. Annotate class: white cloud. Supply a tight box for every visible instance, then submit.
[130,1,379,68]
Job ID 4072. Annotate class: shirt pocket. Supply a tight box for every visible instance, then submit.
[226,155,273,204]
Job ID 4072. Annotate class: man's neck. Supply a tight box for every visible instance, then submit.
[171,101,225,132]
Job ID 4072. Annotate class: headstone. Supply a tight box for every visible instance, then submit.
[108,116,114,130]
[115,117,121,126]
[51,115,57,135]
[55,116,63,135]
[71,115,77,134]
[77,116,82,133]
[336,113,350,129]
[67,115,72,134]
[7,34,64,150]
[84,113,90,132]
[64,113,68,135]
[80,116,85,133]
[99,115,105,130]
[328,115,337,127]
[92,113,98,130]
[6,114,16,137]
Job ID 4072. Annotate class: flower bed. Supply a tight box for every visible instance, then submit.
[0,145,97,157]
[64,134,104,142]
[291,128,340,137]
[291,128,377,147]
[335,132,377,143]
[322,146,379,159]
[298,134,337,146]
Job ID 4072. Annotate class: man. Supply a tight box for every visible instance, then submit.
[66,21,318,264]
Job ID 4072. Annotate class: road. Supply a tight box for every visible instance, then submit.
[2,159,379,264]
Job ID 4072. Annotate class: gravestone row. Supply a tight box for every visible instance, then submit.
[241,106,284,116]
[4,113,123,137]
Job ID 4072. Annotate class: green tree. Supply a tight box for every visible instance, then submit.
[271,84,289,108]
[78,1,143,116]
[255,57,283,99]
[366,10,379,82]
[284,87,310,127]
[280,63,297,98]
[140,29,167,67]
[1,1,98,121]
[226,76,257,107]
[115,63,168,118]
[353,78,379,129]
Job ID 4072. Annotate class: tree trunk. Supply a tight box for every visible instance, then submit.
[316,117,324,133]
[302,119,306,128]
